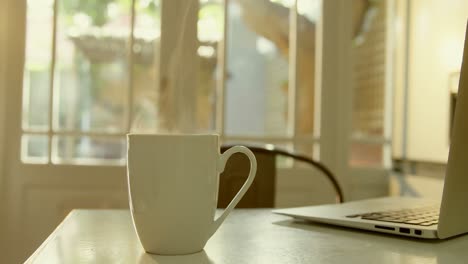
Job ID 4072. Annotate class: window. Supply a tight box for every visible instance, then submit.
[21,0,391,168]
[22,0,325,166]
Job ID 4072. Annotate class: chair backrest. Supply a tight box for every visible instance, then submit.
[218,145,344,208]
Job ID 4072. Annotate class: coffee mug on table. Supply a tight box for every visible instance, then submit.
[127,134,257,255]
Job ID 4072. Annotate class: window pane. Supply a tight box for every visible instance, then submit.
[131,0,223,133]
[22,134,49,164]
[52,136,125,165]
[196,0,224,132]
[130,0,161,133]
[223,139,293,168]
[296,0,320,136]
[225,0,291,136]
[275,143,295,168]
[54,0,131,133]
[294,141,314,159]
[350,143,383,167]
[22,0,54,131]
[351,0,386,138]
[350,0,388,167]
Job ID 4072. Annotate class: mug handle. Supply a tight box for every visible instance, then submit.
[210,146,257,235]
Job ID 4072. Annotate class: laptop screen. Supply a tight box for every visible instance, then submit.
[437,22,468,239]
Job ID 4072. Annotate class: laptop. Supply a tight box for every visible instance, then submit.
[273,24,468,240]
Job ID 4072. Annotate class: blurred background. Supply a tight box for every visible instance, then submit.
[1,0,468,262]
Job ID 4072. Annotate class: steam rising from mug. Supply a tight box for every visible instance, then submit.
[131,1,201,134]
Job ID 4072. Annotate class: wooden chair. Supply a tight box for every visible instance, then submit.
[218,144,344,208]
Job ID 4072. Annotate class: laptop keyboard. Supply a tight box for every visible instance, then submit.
[346,205,439,226]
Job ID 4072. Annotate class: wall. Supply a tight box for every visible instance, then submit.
[0,0,8,255]
[0,0,7,193]
[389,174,444,200]
[276,168,338,207]
[392,0,408,159]
[406,0,468,163]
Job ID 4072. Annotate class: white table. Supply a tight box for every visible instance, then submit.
[26,209,468,264]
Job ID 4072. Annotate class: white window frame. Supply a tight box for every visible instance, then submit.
[18,0,326,167]
[10,0,391,197]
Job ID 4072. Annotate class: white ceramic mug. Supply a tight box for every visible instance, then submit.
[127,134,257,255]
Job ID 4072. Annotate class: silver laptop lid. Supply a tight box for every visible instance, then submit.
[437,23,468,239]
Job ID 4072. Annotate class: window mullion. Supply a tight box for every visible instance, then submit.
[224,135,320,144]
[48,0,59,164]
[126,0,137,132]
[217,0,228,140]
[383,0,395,168]
[288,0,299,140]
[22,130,126,138]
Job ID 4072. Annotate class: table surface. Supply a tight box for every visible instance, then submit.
[26,209,468,264]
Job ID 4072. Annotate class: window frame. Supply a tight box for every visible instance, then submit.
[15,0,390,184]
[19,0,325,167]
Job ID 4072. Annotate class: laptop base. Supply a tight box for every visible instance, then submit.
[273,197,439,239]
